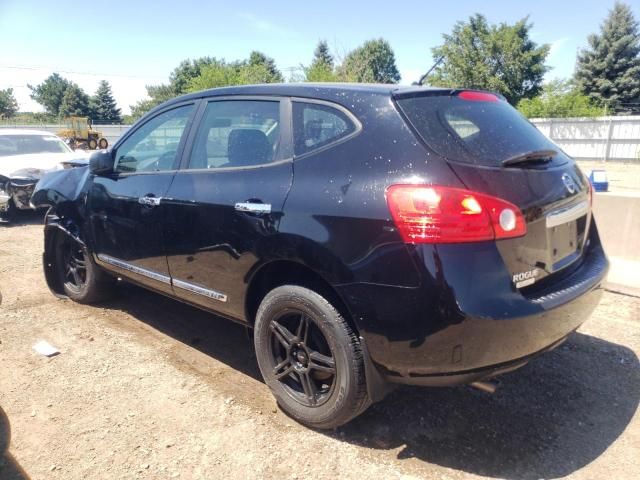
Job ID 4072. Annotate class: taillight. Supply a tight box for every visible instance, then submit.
[386,185,527,244]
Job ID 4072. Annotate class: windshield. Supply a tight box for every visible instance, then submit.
[0,134,71,158]
[396,93,563,167]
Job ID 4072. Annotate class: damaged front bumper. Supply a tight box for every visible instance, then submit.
[0,175,41,213]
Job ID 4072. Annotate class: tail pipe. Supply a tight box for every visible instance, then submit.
[470,381,497,394]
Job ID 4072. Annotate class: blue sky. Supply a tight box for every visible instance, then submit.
[0,0,634,114]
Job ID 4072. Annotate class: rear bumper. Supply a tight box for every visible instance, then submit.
[386,334,569,387]
[336,230,608,387]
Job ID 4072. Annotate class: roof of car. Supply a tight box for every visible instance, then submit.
[163,83,452,107]
[0,128,60,137]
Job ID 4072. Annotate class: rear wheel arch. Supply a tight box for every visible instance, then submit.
[245,260,358,334]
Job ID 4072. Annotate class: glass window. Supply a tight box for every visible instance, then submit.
[0,134,71,157]
[187,100,280,169]
[114,104,194,173]
[293,102,356,156]
[396,94,560,167]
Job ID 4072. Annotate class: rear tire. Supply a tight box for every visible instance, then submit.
[88,138,98,150]
[98,138,108,149]
[254,285,369,429]
[54,232,114,303]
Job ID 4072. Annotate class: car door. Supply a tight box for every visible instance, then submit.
[89,101,197,294]
[162,97,293,320]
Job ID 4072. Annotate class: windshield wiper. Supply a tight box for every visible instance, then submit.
[501,149,557,167]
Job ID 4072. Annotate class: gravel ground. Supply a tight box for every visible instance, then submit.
[1,216,639,480]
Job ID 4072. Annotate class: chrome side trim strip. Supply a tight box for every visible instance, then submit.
[546,200,589,229]
[172,279,228,302]
[96,254,171,284]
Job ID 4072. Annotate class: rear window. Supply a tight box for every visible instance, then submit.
[396,93,559,166]
[293,102,356,156]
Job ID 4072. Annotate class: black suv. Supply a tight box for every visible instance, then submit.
[32,84,608,429]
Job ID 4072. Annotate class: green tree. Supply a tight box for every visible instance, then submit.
[168,57,222,95]
[28,73,71,116]
[247,51,284,83]
[130,53,284,120]
[338,39,401,83]
[0,88,19,118]
[313,40,334,67]
[429,14,550,104]
[187,61,242,92]
[575,2,640,111]
[129,84,176,120]
[59,83,90,118]
[517,79,606,118]
[130,57,223,120]
[304,40,338,82]
[90,80,122,123]
[186,55,284,92]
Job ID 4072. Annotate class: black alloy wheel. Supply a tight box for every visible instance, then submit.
[61,236,88,294]
[269,310,337,407]
[254,285,369,429]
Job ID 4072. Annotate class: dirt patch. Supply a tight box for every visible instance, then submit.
[1,219,639,479]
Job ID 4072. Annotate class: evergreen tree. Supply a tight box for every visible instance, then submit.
[575,2,640,111]
[90,80,122,123]
[247,51,284,83]
[59,83,90,118]
[28,73,71,116]
[313,41,334,68]
[0,88,19,118]
[304,41,337,82]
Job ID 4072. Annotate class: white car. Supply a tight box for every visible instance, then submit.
[0,129,89,221]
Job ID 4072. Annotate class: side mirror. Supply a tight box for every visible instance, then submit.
[89,149,115,175]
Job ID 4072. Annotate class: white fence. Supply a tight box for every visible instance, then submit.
[530,116,640,162]
[2,116,640,162]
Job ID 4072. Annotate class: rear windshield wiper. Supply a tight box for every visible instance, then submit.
[501,149,557,167]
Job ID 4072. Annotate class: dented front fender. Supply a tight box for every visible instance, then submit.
[31,166,91,211]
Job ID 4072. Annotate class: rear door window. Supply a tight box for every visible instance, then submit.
[187,100,280,169]
[293,102,356,156]
[396,93,560,167]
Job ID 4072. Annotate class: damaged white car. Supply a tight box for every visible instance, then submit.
[0,129,88,221]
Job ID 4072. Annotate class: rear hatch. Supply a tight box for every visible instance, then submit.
[395,90,592,289]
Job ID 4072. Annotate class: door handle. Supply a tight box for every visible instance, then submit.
[138,196,162,206]
[234,202,271,214]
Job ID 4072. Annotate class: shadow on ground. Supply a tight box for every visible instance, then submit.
[108,285,263,382]
[0,406,31,480]
[106,286,639,480]
[0,209,45,227]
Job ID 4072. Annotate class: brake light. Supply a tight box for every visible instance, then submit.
[386,185,526,244]
[457,91,499,102]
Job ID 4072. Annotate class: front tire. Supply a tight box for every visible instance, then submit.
[54,232,113,303]
[254,285,369,429]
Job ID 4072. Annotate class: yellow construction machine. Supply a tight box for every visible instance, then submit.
[58,117,108,150]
